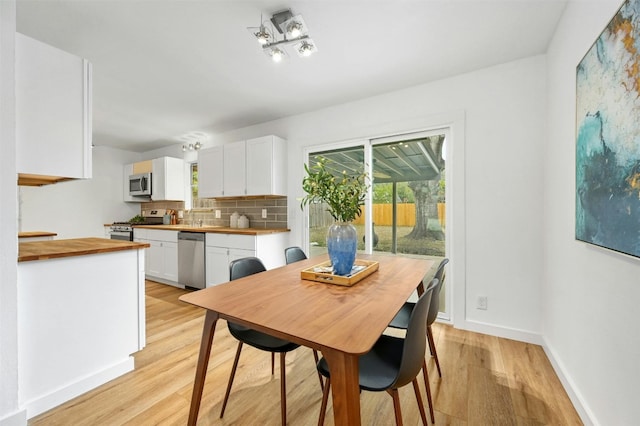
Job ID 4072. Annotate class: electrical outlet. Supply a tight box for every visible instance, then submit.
[215,210,221,219]
[262,208,267,219]
[477,296,488,310]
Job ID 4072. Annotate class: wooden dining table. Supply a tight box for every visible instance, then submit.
[179,253,434,425]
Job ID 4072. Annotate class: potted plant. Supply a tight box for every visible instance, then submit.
[301,156,369,275]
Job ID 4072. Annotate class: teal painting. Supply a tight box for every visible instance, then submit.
[576,0,640,257]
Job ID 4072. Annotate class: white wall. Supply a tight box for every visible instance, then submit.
[0,1,26,424]
[20,147,141,239]
[545,1,639,424]
[208,55,547,340]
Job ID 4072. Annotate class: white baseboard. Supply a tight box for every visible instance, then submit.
[23,357,134,419]
[0,409,26,426]
[541,336,598,426]
[457,318,543,345]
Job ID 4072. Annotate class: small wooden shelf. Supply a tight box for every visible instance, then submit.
[301,259,379,286]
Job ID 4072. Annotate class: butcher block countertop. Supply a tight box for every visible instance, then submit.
[134,225,290,235]
[18,231,58,238]
[18,237,150,262]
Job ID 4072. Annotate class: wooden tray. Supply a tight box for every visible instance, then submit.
[301,259,379,286]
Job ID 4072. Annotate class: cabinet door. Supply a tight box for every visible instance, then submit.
[146,240,163,279]
[223,141,246,196]
[206,246,230,287]
[162,241,178,282]
[16,33,92,179]
[229,248,256,266]
[246,136,287,196]
[152,157,185,201]
[198,147,224,198]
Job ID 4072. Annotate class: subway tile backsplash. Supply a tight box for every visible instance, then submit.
[142,196,288,229]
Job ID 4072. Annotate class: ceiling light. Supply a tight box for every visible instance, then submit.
[249,9,317,62]
[294,40,317,57]
[287,21,302,38]
[267,47,286,63]
[248,23,273,45]
[182,142,202,152]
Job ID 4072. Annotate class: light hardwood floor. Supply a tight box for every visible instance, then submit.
[30,281,582,425]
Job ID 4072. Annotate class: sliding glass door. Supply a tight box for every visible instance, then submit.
[305,129,449,319]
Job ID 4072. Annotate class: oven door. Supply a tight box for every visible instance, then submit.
[110,231,133,241]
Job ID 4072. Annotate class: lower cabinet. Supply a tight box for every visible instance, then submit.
[205,232,287,287]
[134,229,179,285]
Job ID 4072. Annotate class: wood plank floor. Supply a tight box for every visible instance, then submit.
[30,281,582,425]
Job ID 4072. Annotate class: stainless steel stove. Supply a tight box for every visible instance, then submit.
[109,210,167,241]
[109,222,134,241]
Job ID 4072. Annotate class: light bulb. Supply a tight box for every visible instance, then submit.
[288,22,302,38]
[271,49,283,62]
[299,42,313,57]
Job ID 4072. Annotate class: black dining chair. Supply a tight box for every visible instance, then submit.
[389,258,449,377]
[316,279,437,426]
[284,246,307,264]
[283,246,326,388]
[220,257,309,425]
[387,258,449,423]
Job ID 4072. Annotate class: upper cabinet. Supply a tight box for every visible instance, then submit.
[197,146,223,198]
[198,135,287,198]
[124,157,185,202]
[246,135,287,196]
[16,33,92,186]
[152,157,185,201]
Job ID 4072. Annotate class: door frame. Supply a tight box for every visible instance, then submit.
[301,111,465,326]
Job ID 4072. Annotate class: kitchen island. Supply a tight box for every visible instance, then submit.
[18,238,149,418]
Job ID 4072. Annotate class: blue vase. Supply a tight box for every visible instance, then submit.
[326,222,357,276]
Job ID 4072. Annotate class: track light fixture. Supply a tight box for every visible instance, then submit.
[248,9,317,62]
[182,141,202,152]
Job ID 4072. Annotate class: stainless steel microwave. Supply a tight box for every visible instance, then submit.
[129,173,152,196]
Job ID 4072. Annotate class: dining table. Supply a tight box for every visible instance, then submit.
[179,253,434,425]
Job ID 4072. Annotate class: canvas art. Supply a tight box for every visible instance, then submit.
[576,0,640,257]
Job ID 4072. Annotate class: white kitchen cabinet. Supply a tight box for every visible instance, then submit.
[124,157,185,202]
[205,232,288,287]
[246,135,287,196]
[152,157,185,201]
[16,32,92,185]
[198,142,244,198]
[134,229,179,285]
[197,146,224,198]
[223,140,246,196]
[198,135,287,198]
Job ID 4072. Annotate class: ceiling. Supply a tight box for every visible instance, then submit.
[16,0,567,153]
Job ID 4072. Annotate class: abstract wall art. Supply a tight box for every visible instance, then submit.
[576,0,640,258]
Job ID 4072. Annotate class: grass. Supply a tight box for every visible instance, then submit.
[310,222,445,256]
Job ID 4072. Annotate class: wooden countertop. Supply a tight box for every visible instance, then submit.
[133,225,290,235]
[19,237,150,262]
[19,231,58,238]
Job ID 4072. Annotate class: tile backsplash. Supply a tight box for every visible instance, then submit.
[142,196,288,229]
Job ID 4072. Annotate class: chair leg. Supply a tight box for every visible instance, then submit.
[312,350,324,389]
[427,325,442,378]
[318,377,331,426]
[388,388,404,426]
[272,352,275,375]
[422,359,435,423]
[220,341,244,418]
[412,378,428,425]
[279,353,287,426]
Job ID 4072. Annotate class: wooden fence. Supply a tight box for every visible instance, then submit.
[309,203,417,227]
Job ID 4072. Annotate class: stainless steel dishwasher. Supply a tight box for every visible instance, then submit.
[178,231,205,289]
